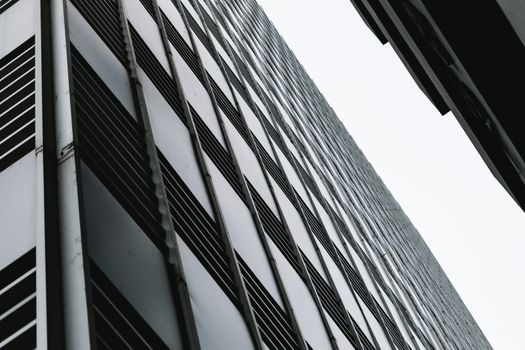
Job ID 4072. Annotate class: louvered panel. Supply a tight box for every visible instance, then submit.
[189,105,244,198]
[179,2,213,53]
[227,41,258,92]
[296,191,405,350]
[0,0,18,16]
[70,0,127,65]
[301,252,363,348]
[355,322,376,350]
[247,180,302,275]
[129,24,184,117]
[208,74,250,143]
[237,255,300,350]
[295,193,338,262]
[160,10,204,84]
[221,56,249,104]
[253,135,295,203]
[0,248,36,349]
[71,47,165,250]
[138,0,155,18]
[377,305,411,350]
[89,261,170,350]
[0,37,35,173]
[195,1,221,45]
[157,151,239,304]
[337,250,375,312]
[260,114,287,157]
[296,163,320,204]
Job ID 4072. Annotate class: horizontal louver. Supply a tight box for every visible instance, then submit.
[0,248,36,349]
[180,2,213,53]
[301,252,363,349]
[253,135,295,203]
[138,0,155,18]
[195,2,221,46]
[129,24,184,117]
[0,0,18,16]
[208,74,250,142]
[0,37,35,173]
[238,255,300,350]
[247,180,301,274]
[70,0,127,65]
[158,151,239,304]
[295,193,338,260]
[90,261,169,350]
[377,305,410,350]
[71,47,165,250]
[189,105,244,198]
[221,56,249,104]
[160,11,203,84]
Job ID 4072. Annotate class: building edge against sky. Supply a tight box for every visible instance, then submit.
[0,0,491,349]
[346,0,525,212]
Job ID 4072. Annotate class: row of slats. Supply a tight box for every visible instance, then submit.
[0,248,36,349]
[70,0,127,65]
[301,251,364,349]
[0,0,18,16]
[208,74,250,142]
[155,8,394,349]
[158,151,239,304]
[0,37,35,173]
[90,261,169,350]
[178,1,213,53]
[190,105,244,198]
[238,255,300,350]
[247,180,302,274]
[161,10,203,83]
[71,47,165,251]
[129,24,184,117]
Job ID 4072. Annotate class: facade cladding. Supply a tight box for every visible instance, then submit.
[347,0,525,211]
[0,0,491,349]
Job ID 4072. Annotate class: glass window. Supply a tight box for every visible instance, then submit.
[82,163,184,349]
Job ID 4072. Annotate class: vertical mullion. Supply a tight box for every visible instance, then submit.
[205,2,346,349]
[39,0,65,348]
[193,2,335,350]
[115,1,201,349]
[208,2,369,349]
[146,1,266,349]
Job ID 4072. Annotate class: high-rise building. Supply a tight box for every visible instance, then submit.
[0,0,491,349]
[347,0,525,211]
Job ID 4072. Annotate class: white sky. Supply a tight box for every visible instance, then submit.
[256,0,525,349]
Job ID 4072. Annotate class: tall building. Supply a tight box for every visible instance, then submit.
[347,0,525,211]
[0,0,491,349]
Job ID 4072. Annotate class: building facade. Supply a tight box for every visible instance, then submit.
[0,0,491,349]
[347,0,525,211]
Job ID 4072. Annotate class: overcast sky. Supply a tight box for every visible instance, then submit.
[256,0,525,349]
